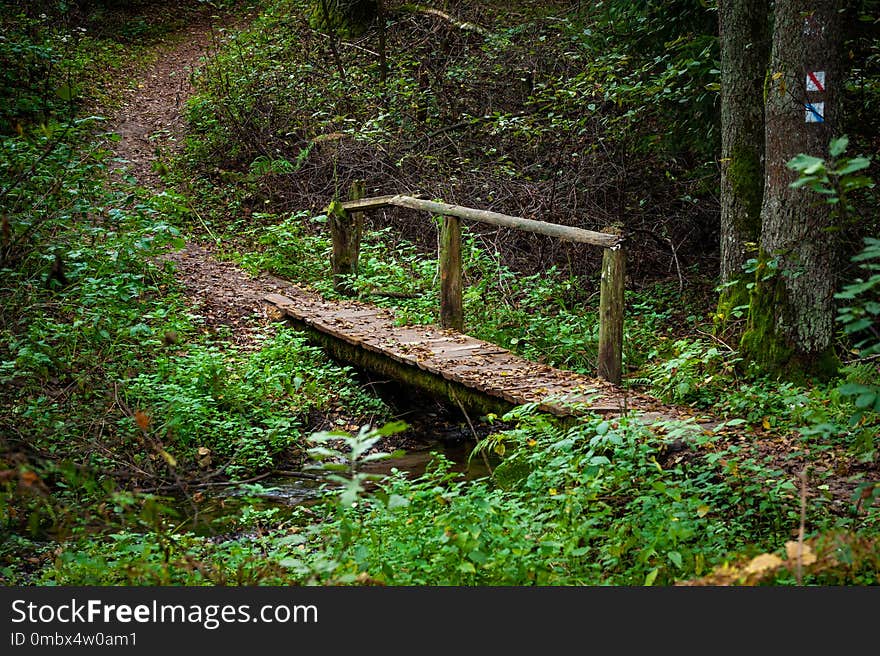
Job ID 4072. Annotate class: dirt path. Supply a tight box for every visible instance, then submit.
[108,11,298,349]
[112,15,218,187]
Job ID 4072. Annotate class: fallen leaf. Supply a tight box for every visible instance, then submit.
[785,541,817,566]
[743,553,783,576]
[134,410,150,431]
[20,470,40,487]
[159,449,177,467]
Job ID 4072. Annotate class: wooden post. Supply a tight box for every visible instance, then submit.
[597,238,625,385]
[329,180,365,296]
[439,214,463,331]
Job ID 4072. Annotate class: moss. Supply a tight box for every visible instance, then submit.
[728,145,763,236]
[715,276,752,336]
[740,254,839,382]
[308,0,377,37]
[716,147,762,336]
[740,251,792,369]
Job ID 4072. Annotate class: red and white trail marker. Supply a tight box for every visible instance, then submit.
[806,71,826,93]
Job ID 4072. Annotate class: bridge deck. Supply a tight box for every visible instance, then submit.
[264,290,660,420]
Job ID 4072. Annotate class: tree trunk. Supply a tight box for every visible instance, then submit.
[717,0,770,324]
[741,0,843,379]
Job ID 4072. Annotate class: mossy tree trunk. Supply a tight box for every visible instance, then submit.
[741,0,843,380]
[717,0,770,327]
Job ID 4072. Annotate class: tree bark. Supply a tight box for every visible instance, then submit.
[717,0,770,322]
[741,0,843,379]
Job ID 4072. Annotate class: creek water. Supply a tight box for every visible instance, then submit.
[172,388,501,538]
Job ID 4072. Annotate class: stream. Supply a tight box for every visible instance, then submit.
[171,383,502,538]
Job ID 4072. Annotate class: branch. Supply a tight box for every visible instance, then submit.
[398,4,490,36]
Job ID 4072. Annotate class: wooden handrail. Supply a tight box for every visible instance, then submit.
[339,194,623,248]
[329,188,625,384]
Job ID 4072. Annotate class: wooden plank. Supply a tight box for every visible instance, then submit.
[263,289,638,420]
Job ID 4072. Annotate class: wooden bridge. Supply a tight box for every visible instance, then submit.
[263,188,666,422]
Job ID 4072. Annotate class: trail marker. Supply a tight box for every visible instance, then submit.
[805,102,825,123]
[806,71,826,92]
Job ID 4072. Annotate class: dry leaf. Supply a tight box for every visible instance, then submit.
[785,541,817,566]
[134,410,150,431]
[19,470,40,487]
[743,553,783,576]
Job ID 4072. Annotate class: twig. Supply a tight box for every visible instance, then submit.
[694,327,737,353]
[187,201,220,244]
[668,236,684,293]
[451,392,493,476]
[398,4,490,36]
[339,40,379,57]
[797,467,808,585]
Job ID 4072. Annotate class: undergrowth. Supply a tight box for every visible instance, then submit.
[2,0,877,587]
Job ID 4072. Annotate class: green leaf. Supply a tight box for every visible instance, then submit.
[839,383,869,396]
[855,393,877,409]
[277,533,308,545]
[828,135,849,157]
[387,494,410,509]
[786,153,824,174]
[644,567,659,586]
[667,550,683,569]
[374,420,409,436]
[55,83,77,101]
[834,157,871,176]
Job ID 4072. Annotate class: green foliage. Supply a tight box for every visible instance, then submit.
[306,421,407,507]
[834,239,880,456]
[836,237,880,360]
[644,338,740,406]
[268,410,841,585]
[306,0,377,37]
[787,136,879,459]
[787,135,875,215]
[5,0,877,589]
[128,328,388,478]
[568,0,720,157]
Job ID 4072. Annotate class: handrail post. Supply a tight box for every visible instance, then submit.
[439,214,463,331]
[329,179,365,296]
[597,234,625,385]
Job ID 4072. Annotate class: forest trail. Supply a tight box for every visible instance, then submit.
[109,10,294,350]
[112,14,217,187]
[102,10,874,511]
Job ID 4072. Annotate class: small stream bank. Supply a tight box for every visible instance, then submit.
[171,382,504,538]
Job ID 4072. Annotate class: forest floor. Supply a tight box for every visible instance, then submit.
[105,9,878,520]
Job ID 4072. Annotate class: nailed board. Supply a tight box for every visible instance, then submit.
[264,290,662,420]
